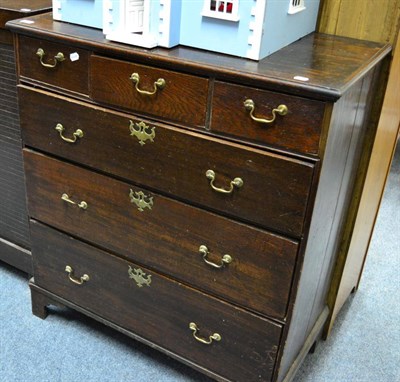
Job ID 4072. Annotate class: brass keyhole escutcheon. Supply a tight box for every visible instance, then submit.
[128,266,152,288]
[129,189,153,212]
[129,120,155,146]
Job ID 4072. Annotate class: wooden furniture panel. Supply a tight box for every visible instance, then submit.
[18,35,89,95]
[90,55,209,127]
[24,149,299,320]
[31,220,283,382]
[0,43,30,250]
[318,0,400,334]
[211,81,326,155]
[318,0,400,46]
[0,1,51,274]
[19,87,315,237]
[277,65,381,381]
[326,32,400,335]
[0,1,51,30]
[8,12,391,382]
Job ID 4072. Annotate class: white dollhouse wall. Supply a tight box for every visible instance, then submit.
[52,0,321,60]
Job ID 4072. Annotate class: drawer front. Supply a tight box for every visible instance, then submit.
[19,87,315,237]
[31,221,282,382]
[24,150,298,319]
[211,82,326,155]
[17,35,89,95]
[90,55,208,127]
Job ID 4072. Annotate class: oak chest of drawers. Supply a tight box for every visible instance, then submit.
[8,13,390,382]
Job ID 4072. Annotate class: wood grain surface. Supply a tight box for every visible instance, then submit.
[7,13,391,101]
[9,13,392,382]
[0,0,51,29]
[24,149,300,320]
[211,81,326,155]
[31,220,283,382]
[90,55,209,127]
[327,32,400,335]
[277,68,378,381]
[18,35,90,95]
[318,0,400,46]
[20,87,315,237]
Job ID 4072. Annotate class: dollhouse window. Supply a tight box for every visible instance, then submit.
[202,0,240,22]
[288,0,306,14]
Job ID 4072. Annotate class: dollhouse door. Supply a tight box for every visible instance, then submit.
[125,0,145,33]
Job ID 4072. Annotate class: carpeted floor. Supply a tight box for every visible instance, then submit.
[1,145,399,382]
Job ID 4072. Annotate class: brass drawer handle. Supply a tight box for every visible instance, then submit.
[65,265,89,285]
[199,245,232,269]
[55,123,84,143]
[36,48,65,68]
[206,169,243,194]
[61,193,88,210]
[189,322,221,345]
[244,99,288,124]
[129,72,166,96]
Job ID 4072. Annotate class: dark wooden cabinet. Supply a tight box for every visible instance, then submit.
[8,13,390,382]
[0,1,51,274]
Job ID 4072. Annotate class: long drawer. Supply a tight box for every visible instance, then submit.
[31,220,282,382]
[24,150,299,320]
[19,87,315,237]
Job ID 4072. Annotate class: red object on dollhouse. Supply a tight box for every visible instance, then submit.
[216,2,233,13]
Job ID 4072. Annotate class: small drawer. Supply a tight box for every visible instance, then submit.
[90,55,209,127]
[19,87,315,237]
[211,81,326,155]
[17,35,89,95]
[25,150,299,320]
[31,221,282,382]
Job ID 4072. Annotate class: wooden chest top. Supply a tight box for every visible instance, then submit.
[7,13,390,101]
[0,0,51,30]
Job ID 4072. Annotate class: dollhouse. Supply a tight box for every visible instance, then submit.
[180,0,320,59]
[103,0,182,48]
[52,0,103,29]
[52,0,320,60]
